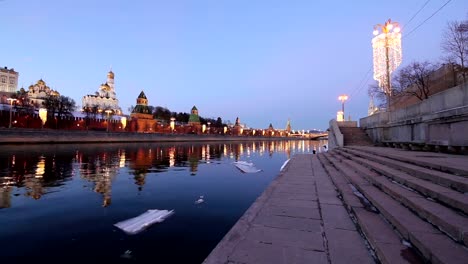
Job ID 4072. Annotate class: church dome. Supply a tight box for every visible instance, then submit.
[107,71,114,79]
[50,90,60,96]
[100,83,111,91]
[37,79,45,85]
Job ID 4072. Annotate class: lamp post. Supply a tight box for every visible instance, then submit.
[372,19,402,111]
[105,110,112,132]
[170,117,175,133]
[7,98,17,128]
[207,122,211,134]
[39,108,47,129]
[338,95,348,121]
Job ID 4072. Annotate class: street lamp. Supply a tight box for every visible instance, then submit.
[207,122,211,134]
[170,117,175,133]
[372,19,402,111]
[105,110,112,132]
[338,95,348,121]
[39,108,47,129]
[7,98,17,128]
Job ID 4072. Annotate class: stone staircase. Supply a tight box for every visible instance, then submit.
[340,127,374,146]
[317,146,468,264]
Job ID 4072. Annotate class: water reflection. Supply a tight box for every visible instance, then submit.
[0,140,327,209]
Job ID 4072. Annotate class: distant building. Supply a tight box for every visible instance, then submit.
[27,79,60,108]
[0,66,19,102]
[188,106,201,125]
[368,96,379,116]
[130,91,156,133]
[285,119,292,133]
[82,70,122,115]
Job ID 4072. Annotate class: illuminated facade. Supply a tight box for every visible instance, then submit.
[27,79,60,108]
[0,66,18,100]
[82,70,122,115]
[130,91,156,133]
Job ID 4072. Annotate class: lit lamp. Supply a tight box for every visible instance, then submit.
[337,111,344,122]
[202,124,206,133]
[207,122,211,134]
[39,108,47,128]
[252,130,256,136]
[372,19,402,111]
[338,95,348,121]
[170,117,175,132]
[105,110,112,132]
[7,98,17,128]
[223,126,227,134]
[240,128,243,135]
[121,117,127,130]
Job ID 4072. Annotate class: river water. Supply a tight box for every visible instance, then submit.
[0,139,327,263]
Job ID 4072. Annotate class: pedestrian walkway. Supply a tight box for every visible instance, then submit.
[203,154,375,264]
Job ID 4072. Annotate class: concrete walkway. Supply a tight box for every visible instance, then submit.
[203,154,374,264]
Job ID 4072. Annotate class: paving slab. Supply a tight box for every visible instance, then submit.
[203,154,375,264]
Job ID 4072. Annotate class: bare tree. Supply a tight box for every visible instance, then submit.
[368,83,387,108]
[394,61,439,101]
[441,20,468,83]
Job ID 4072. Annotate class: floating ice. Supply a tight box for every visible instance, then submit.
[280,159,290,171]
[233,161,262,173]
[195,195,205,204]
[120,250,132,259]
[114,209,174,235]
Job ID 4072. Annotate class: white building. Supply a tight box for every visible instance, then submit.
[82,70,122,115]
[27,79,60,107]
[0,66,19,103]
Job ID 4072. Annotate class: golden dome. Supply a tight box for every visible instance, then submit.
[107,70,114,79]
[50,90,60,96]
[37,79,45,85]
[100,83,110,91]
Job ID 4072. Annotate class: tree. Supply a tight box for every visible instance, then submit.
[44,95,76,119]
[153,106,171,121]
[215,117,223,127]
[441,20,468,83]
[394,61,439,101]
[368,83,388,109]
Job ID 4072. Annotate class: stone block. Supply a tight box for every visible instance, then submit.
[325,228,374,264]
[321,204,356,231]
[253,214,322,232]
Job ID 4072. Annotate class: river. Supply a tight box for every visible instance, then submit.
[0,139,327,263]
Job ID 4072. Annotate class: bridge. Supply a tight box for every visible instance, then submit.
[288,132,328,140]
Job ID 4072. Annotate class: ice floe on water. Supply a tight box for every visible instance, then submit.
[233,161,262,173]
[280,159,290,171]
[195,195,204,204]
[114,209,174,235]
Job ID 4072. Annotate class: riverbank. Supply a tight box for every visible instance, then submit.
[0,128,299,144]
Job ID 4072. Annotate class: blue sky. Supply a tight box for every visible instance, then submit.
[1,0,467,130]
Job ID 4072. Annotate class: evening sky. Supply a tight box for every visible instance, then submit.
[1,0,467,130]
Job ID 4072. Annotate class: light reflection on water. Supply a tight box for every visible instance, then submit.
[0,140,327,262]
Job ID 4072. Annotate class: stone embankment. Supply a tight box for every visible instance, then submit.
[204,147,468,264]
[0,129,289,144]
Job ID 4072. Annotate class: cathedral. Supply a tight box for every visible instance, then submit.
[27,79,60,108]
[82,70,122,115]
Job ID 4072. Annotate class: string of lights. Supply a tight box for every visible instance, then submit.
[344,0,452,102]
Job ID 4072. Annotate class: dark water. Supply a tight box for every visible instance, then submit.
[0,140,327,263]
